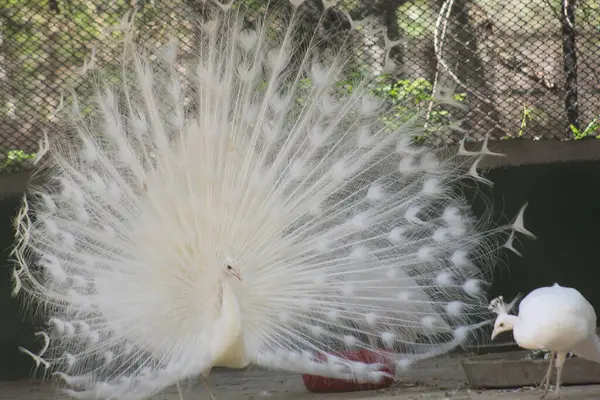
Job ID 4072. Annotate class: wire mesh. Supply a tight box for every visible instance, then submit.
[1,0,599,174]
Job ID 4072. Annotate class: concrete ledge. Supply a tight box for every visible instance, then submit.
[0,172,36,198]
[476,138,600,168]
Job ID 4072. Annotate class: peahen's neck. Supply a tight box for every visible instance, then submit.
[511,315,538,350]
[210,280,248,370]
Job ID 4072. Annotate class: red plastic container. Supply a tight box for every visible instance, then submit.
[301,349,396,393]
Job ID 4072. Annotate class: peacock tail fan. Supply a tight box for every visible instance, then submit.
[10,1,534,398]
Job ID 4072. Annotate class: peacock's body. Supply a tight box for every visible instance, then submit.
[12,2,532,399]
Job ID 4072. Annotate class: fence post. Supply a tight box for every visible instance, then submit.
[561,0,578,138]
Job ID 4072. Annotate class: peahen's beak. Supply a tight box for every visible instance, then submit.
[491,328,499,340]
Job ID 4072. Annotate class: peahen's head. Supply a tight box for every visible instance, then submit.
[488,295,520,340]
[491,314,517,339]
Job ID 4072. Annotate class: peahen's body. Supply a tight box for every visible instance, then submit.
[12,3,532,399]
[490,284,600,399]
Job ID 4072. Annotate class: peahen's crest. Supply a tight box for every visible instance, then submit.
[11,2,533,399]
[488,295,521,316]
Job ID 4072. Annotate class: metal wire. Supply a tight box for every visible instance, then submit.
[1,0,599,174]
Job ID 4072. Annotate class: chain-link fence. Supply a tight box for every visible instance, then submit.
[1,0,599,174]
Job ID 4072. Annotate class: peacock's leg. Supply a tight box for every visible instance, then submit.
[539,351,555,399]
[552,352,567,400]
[201,373,217,400]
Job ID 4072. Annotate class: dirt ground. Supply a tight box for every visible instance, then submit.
[2,354,600,400]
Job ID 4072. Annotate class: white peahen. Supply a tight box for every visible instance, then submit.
[11,3,533,399]
[490,284,600,399]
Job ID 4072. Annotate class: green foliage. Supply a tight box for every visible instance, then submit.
[570,116,600,140]
[524,349,550,360]
[501,105,548,140]
[303,73,466,141]
[369,75,466,138]
[1,0,194,130]
[3,0,466,166]
[504,105,599,140]
[545,0,600,32]
[525,349,575,360]
[396,0,436,38]
[517,105,535,138]
[0,150,37,172]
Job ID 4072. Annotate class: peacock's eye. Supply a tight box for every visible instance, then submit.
[226,265,233,270]
[499,323,504,327]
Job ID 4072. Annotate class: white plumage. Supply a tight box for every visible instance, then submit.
[490,284,600,399]
[11,3,532,399]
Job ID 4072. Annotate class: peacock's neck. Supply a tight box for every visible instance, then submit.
[210,280,248,370]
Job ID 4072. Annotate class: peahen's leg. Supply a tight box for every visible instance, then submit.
[539,351,555,399]
[552,352,567,400]
[201,373,217,400]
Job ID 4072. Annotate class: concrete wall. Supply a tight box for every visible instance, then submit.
[2,158,600,379]
[477,161,600,302]
[0,196,37,380]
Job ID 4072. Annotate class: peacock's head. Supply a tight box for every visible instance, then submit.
[488,295,520,340]
[221,254,243,282]
[225,263,242,282]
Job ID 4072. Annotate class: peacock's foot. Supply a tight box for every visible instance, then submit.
[540,389,561,400]
[202,387,217,400]
[205,386,218,400]
[540,395,561,400]
[201,376,218,400]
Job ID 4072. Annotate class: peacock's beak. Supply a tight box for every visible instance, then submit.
[232,270,242,281]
